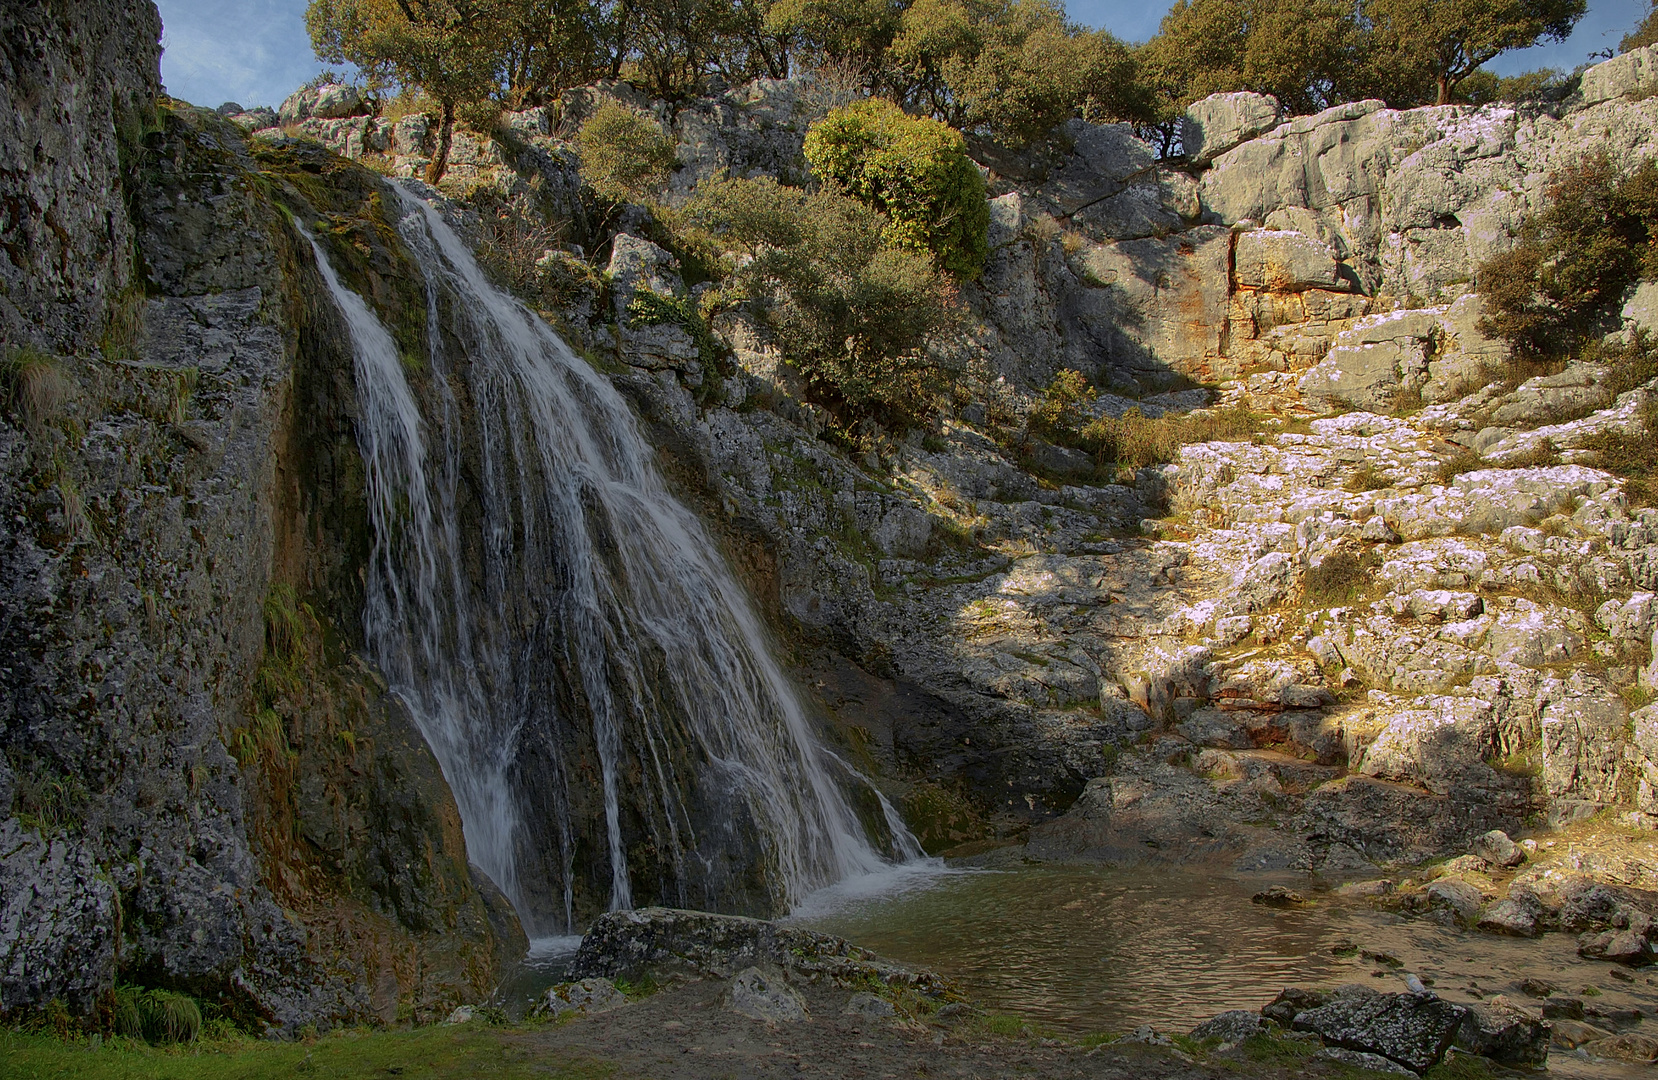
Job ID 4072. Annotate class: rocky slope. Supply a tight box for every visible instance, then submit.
[254,43,1658,886]
[13,0,1658,1037]
[0,2,520,1030]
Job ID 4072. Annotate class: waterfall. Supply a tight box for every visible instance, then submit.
[300,185,920,937]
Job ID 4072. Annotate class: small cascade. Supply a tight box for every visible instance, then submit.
[301,186,920,937]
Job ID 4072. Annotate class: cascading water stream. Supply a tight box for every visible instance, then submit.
[301,185,921,938]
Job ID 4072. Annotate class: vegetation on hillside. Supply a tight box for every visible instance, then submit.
[1476,154,1658,362]
[678,174,960,429]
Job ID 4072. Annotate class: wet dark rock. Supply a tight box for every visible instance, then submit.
[1191,1009,1266,1043]
[1262,987,1331,1027]
[1517,978,1557,998]
[1252,886,1307,907]
[1542,998,1585,1020]
[568,907,955,998]
[1453,998,1550,1066]
[1291,986,1466,1072]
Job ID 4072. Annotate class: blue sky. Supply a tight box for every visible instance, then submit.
[157,0,1651,109]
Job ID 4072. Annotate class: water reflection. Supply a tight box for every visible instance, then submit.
[791,863,1658,1044]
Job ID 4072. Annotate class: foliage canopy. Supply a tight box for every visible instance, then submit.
[804,98,988,279]
[1476,153,1658,362]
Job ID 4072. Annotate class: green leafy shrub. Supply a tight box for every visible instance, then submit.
[576,101,678,205]
[1477,154,1658,362]
[682,174,960,428]
[626,288,722,368]
[804,98,989,279]
[1027,369,1093,439]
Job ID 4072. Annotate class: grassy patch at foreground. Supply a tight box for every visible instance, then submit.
[1,1023,614,1080]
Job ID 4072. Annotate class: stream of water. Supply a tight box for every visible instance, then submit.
[305,185,919,938]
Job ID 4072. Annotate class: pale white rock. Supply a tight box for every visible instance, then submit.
[1183,92,1283,165]
[1579,44,1658,106]
[1233,229,1342,291]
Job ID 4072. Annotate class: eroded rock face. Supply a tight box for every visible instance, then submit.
[1,9,521,1024]
[0,0,161,356]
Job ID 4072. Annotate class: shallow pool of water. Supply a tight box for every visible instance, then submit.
[789,862,1658,1045]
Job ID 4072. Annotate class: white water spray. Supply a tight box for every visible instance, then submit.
[302,186,920,936]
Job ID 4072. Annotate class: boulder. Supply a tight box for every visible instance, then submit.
[726,967,808,1023]
[541,977,627,1017]
[1577,928,1652,965]
[1584,1032,1658,1063]
[278,82,368,125]
[567,907,954,997]
[1424,878,1485,925]
[1291,987,1466,1072]
[1469,830,1524,868]
[1478,896,1541,938]
[228,107,278,132]
[1182,92,1283,165]
[1315,1046,1414,1075]
[1262,986,1331,1027]
[1579,44,1658,106]
[1453,998,1549,1066]
[1192,1009,1266,1043]
[1233,229,1342,292]
[1550,1018,1614,1049]
[1252,886,1307,907]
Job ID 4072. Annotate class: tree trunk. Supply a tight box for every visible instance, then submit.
[427,99,455,184]
[1436,72,1451,105]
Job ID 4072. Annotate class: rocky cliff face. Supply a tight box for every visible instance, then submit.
[15,0,1658,1028]
[0,2,520,1029]
[253,48,1658,880]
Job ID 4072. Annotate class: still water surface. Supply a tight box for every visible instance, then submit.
[790,862,1658,1043]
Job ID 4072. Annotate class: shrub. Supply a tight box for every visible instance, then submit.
[576,101,678,206]
[682,174,960,429]
[1583,399,1658,506]
[1077,405,1263,470]
[1027,369,1093,439]
[1477,154,1658,361]
[804,98,989,279]
[1305,548,1376,605]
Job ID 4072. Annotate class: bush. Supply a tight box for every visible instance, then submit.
[1304,548,1376,605]
[1477,154,1658,362]
[804,98,989,279]
[681,174,960,428]
[576,101,678,206]
[1077,405,1263,470]
[1027,369,1093,439]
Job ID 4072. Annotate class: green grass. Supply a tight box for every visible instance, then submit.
[1,1024,614,1080]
